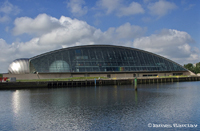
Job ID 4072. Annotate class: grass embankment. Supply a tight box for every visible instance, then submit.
[16,77,108,82]
[142,75,194,79]
[156,75,190,78]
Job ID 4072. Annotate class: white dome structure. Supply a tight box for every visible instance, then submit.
[8,58,29,74]
[49,60,70,72]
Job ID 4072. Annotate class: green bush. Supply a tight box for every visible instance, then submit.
[184,62,200,74]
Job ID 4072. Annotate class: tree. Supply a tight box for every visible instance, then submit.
[194,67,200,74]
[195,62,200,68]
[184,62,200,74]
[184,63,194,71]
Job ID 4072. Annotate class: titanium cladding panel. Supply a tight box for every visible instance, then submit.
[8,58,29,74]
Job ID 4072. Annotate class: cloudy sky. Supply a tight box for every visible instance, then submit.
[0,0,199,73]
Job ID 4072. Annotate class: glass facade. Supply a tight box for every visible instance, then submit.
[29,45,187,73]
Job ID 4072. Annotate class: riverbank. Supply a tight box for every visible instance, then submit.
[0,76,200,90]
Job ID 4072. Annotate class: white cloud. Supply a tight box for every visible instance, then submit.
[142,17,152,23]
[143,0,150,4]
[67,0,88,16]
[133,29,199,64]
[116,23,146,39]
[0,0,20,14]
[38,16,96,46]
[5,26,9,32]
[0,39,18,73]
[148,0,177,17]
[13,14,62,36]
[0,0,21,23]
[97,0,121,14]
[97,0,144,16]
[0,15,9,22]
[118,2,144,16]
[12,14,147,46]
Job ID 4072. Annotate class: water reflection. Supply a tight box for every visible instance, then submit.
[1,82,200,130]
[135,91,138,104]
[12,90,20,115]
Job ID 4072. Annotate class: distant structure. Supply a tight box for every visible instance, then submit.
[7,45,192,79]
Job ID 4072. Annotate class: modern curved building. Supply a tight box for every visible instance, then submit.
[8,45,192,79]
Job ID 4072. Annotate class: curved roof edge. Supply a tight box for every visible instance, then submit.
[13,58,29,61]
[29,44,188,71]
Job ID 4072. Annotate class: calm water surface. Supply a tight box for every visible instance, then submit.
[0,81,200,131]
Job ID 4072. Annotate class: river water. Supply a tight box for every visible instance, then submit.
[0,81,200,131]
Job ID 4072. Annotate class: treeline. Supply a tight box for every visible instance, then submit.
[184,62,200,74]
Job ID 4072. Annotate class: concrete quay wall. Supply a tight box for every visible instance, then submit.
[0,76,200,90]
